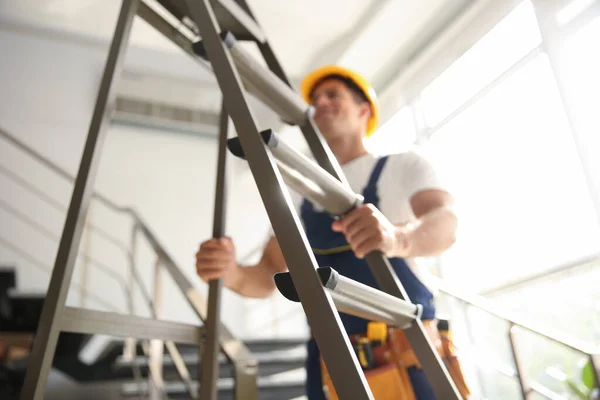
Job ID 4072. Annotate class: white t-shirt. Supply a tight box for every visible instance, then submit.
[275,149,447,289]
[303,150,445,225]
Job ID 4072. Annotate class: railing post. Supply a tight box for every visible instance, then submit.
[590,353,600,393]
[508,324,530,399]
[80,209,94,309]
[165,340,198,399]
[149,257,165,400]
[19,1,139,398]
[234,362,259,400]
[458,299,484,399]
[124,221,145,394]
[123,222,138,362]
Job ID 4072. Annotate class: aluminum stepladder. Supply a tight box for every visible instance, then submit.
[17,0,463,398]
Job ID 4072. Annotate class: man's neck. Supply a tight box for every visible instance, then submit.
[327,136,369,165]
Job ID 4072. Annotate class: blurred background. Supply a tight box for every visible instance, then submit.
[0,0,598,398]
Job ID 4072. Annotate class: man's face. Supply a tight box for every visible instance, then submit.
[309,78,371,141]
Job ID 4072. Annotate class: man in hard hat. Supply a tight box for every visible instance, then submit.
[196,66,465,399]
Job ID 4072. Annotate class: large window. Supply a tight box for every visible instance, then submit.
[409,0,600,292]
[420,1,543,128]
[423,51,600,292]
[378,1,600,397]
[365,105,416,155]
[560,13,600,216]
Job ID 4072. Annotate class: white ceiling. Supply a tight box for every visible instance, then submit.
[0,0,185,52]
[0,0,479,134]
[0,0,465,83]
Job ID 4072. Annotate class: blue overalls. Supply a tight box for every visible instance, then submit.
[301,156,438,400]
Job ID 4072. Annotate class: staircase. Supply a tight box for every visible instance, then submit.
[0,266,307,400]
[0,119,313,399]
[118,341,307,399]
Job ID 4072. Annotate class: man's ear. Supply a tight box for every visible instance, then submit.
[359,102,372,120]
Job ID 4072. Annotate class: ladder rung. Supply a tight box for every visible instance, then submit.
[275,267,420,329]
[213,0,266,42]
[155,0,266,43]
[226,129,359,216]
[60,306,205,345]
[275,160,346,216]
[193,32,308,126]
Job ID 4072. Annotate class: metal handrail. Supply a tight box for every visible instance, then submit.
[0,197,129,291]
[0,126,257,393]
[432,277,599,356]
[0,236,120,312]
[432,276,600,398]
[0,127,128,214]
[449,342,569,400]
[1,131,169,397]
[480,252,600,297]
[0,162,131,257]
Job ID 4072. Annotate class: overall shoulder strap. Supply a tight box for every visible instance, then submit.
[366,155,389,188]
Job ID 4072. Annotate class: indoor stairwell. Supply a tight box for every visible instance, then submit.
[1,126,598,399]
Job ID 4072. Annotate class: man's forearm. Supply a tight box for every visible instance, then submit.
[227,262,278,299]
[394,206,457,258]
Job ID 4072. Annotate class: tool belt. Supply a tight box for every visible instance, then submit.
[320,320,471,400]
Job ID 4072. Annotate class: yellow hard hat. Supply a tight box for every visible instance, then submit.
[300,65,379,137]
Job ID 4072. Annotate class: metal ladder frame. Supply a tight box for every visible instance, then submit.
[19,0,461,398]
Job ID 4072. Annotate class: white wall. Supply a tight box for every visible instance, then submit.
[0,22,308,339]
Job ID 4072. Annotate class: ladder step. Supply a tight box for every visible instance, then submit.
[275,267,420,330]
[226,129,359,216]
[156,0,266,43]
[59,307,205,345]
[193,32,308,126]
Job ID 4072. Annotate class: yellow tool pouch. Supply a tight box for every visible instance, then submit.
[439,329,471,399]
[320,320,471,400]
[321,358,415,400]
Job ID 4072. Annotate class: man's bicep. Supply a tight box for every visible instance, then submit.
[398,151,450,204]
[410,189,453,218]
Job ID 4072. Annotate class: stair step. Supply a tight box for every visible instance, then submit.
[241,338,308,353]
[122,373,306,400]
[118,357,306,380]
[176,338,307,355]
[115,344,307,379]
